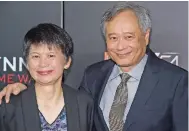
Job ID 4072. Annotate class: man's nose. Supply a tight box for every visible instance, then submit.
[117,38,127,51]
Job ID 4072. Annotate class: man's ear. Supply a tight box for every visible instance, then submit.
[145,28,150,46]
[104,51,110,60]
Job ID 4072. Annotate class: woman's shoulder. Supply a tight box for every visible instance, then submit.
[0,90,23,120]
[0,89,30,112]
[1,83,35,110]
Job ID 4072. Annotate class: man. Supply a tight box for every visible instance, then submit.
[0,2,187,131]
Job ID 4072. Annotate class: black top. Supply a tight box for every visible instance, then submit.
[0,83,95,131]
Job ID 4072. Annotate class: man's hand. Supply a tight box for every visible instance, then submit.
[0,83,27,104]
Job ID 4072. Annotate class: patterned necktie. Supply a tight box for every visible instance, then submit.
[109,73,131,131]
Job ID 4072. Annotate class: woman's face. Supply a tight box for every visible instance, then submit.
[27,43,71,85]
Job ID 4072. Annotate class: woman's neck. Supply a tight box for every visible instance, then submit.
[35,80,65,124]
[35,80,63,107]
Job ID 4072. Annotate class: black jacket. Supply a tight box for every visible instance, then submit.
[0,83,94,131]
[81,49,188,131]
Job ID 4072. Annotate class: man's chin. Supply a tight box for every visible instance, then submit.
[118,64,131,68]
[116,61,131,67]
[116,62,134,71]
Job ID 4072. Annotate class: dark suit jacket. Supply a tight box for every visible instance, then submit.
[81,49,188,131]
[0,84,94,131]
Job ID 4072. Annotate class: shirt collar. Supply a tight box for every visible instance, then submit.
[108,54,148,81]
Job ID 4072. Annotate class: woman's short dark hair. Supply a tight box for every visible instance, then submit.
[23,23,74,62]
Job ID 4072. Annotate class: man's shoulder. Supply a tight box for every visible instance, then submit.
[85,60,114,73]
[147,49,187,76]
[158,58,187,76]
[64,84,93,106]
[77,87,94,105]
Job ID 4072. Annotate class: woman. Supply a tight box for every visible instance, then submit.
[0,23,94,131]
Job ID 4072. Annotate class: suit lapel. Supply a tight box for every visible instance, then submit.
[95,60,115,131]
[63,84,80,131]
[21,83,41,131]
[97,60,115,105]
[123,49,161,130]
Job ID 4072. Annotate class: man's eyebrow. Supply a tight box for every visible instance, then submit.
[108,33,117,36]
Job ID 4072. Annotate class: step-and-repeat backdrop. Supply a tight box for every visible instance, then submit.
[0,1,62,88]
[0,1,188,89]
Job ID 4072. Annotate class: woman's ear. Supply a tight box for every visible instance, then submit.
[26,63,29,70]
[64,57,72,69]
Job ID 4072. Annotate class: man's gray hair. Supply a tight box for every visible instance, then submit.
[101,2,151,38]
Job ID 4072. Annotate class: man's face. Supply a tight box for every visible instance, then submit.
[105,10,150,72]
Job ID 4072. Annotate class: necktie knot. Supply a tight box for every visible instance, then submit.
[120,73,131,83]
